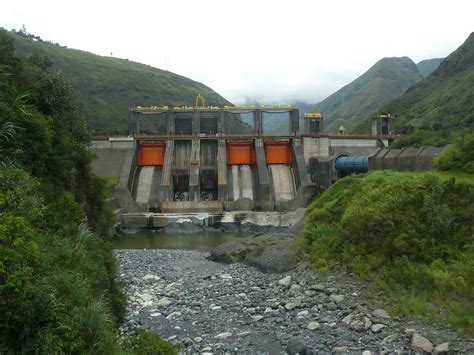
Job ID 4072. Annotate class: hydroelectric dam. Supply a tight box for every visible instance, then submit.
[90,107,445,228]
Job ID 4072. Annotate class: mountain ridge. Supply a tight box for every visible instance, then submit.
[9,31,232,132]
[308,56,442,132]
[375,32,474,144]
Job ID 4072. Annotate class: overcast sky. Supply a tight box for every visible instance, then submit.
[2,0,473,104]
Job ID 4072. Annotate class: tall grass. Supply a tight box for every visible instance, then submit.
[303,170,474,334]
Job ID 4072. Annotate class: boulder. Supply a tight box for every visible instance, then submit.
[410,333,434,353]
[372,308,390,319]
[286,336,307,355]
[433,342,449,355]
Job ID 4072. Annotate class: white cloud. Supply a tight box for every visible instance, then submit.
[2,0,473,104]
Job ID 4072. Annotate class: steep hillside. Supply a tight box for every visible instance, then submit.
[10,31,232,132]
[309,57,423,131]
[417,58,443,77]
[379,32,474,144]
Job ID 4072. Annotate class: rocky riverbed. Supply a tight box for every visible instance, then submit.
[115,249,473,354]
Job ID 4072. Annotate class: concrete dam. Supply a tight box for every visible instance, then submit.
[90,107,444,227]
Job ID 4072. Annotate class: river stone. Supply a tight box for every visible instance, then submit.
[329,294,344,303]
[371,323,385,333]
[433,342,449,355]
[251,315,264,321]
[140,293,153,302]
[350,320,365,332]
[286,336,307,355]
[382,333,398,344]
[278,276,292,287]
[309,284,326,292]
[193,337,203,343]
[215,332,232,339]
[297,310,309,317]
[332,346,348,353]
[363,317,372,329]
[307,321,320,331]
[410,333,434,353]
[342,314,353,324]
[289,284,302,294]
[372,308,390,319]
[142,274,160,281]
[156,297,172,306]
[285,302,296,310]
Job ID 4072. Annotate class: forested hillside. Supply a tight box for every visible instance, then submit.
[9,29,231,132]
[0,28,174,353]
[377,32,474,147]
[309,57,424,131]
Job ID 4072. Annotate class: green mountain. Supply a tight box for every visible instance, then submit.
[379,33,474,142]
[10,31,232,132]
[417,58,443,77]
[309,57,424,131]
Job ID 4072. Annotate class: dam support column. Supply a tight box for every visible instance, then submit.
[159,140,174,203]
[254,109,263,134]
[255,138,273,211]
[129,111,140,136]
[217,139,227,202]
[166,111,175,135]
[292,138,314,206]
[290,109,300,133]
[218,109,225,133]
[189,139,201,201]
[192,110,200,135]
[114,145,140,211]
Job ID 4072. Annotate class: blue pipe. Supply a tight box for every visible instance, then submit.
[335,155,368,175]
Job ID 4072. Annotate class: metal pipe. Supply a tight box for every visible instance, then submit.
[334,155,368,175]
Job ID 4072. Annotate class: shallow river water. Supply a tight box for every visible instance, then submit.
[112,230,248,252]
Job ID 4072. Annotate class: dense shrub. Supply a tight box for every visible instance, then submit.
[0,29,126,352]
[434,131,474,173]
[0,165,126,352]
[303,171,474,333]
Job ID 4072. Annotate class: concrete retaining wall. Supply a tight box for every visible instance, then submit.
[160,201,223,214]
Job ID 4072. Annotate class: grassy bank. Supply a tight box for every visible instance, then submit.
[302,170,474,334]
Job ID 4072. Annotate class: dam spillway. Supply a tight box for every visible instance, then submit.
[90,106,399,216]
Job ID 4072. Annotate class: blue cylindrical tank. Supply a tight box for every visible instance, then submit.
[334,155,368,175]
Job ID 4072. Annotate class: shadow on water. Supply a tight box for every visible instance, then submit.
[112,230,248,252]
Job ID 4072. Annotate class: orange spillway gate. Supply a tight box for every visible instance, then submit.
[227,141,255,165]
[265,141,292,164]
[138,142,166,166]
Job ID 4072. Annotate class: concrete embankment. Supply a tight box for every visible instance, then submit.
[120,208,307,233]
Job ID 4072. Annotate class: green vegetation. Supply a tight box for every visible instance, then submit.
[302,170,474,334]
[8,28,251,133]
[371,33,474,145]
[434,131,474,173]
[309,57,425,131]
[123,332,179,355]
[0,28,174,353]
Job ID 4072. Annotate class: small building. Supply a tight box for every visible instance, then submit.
[372,112,394,135]
[304,113,323,133]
